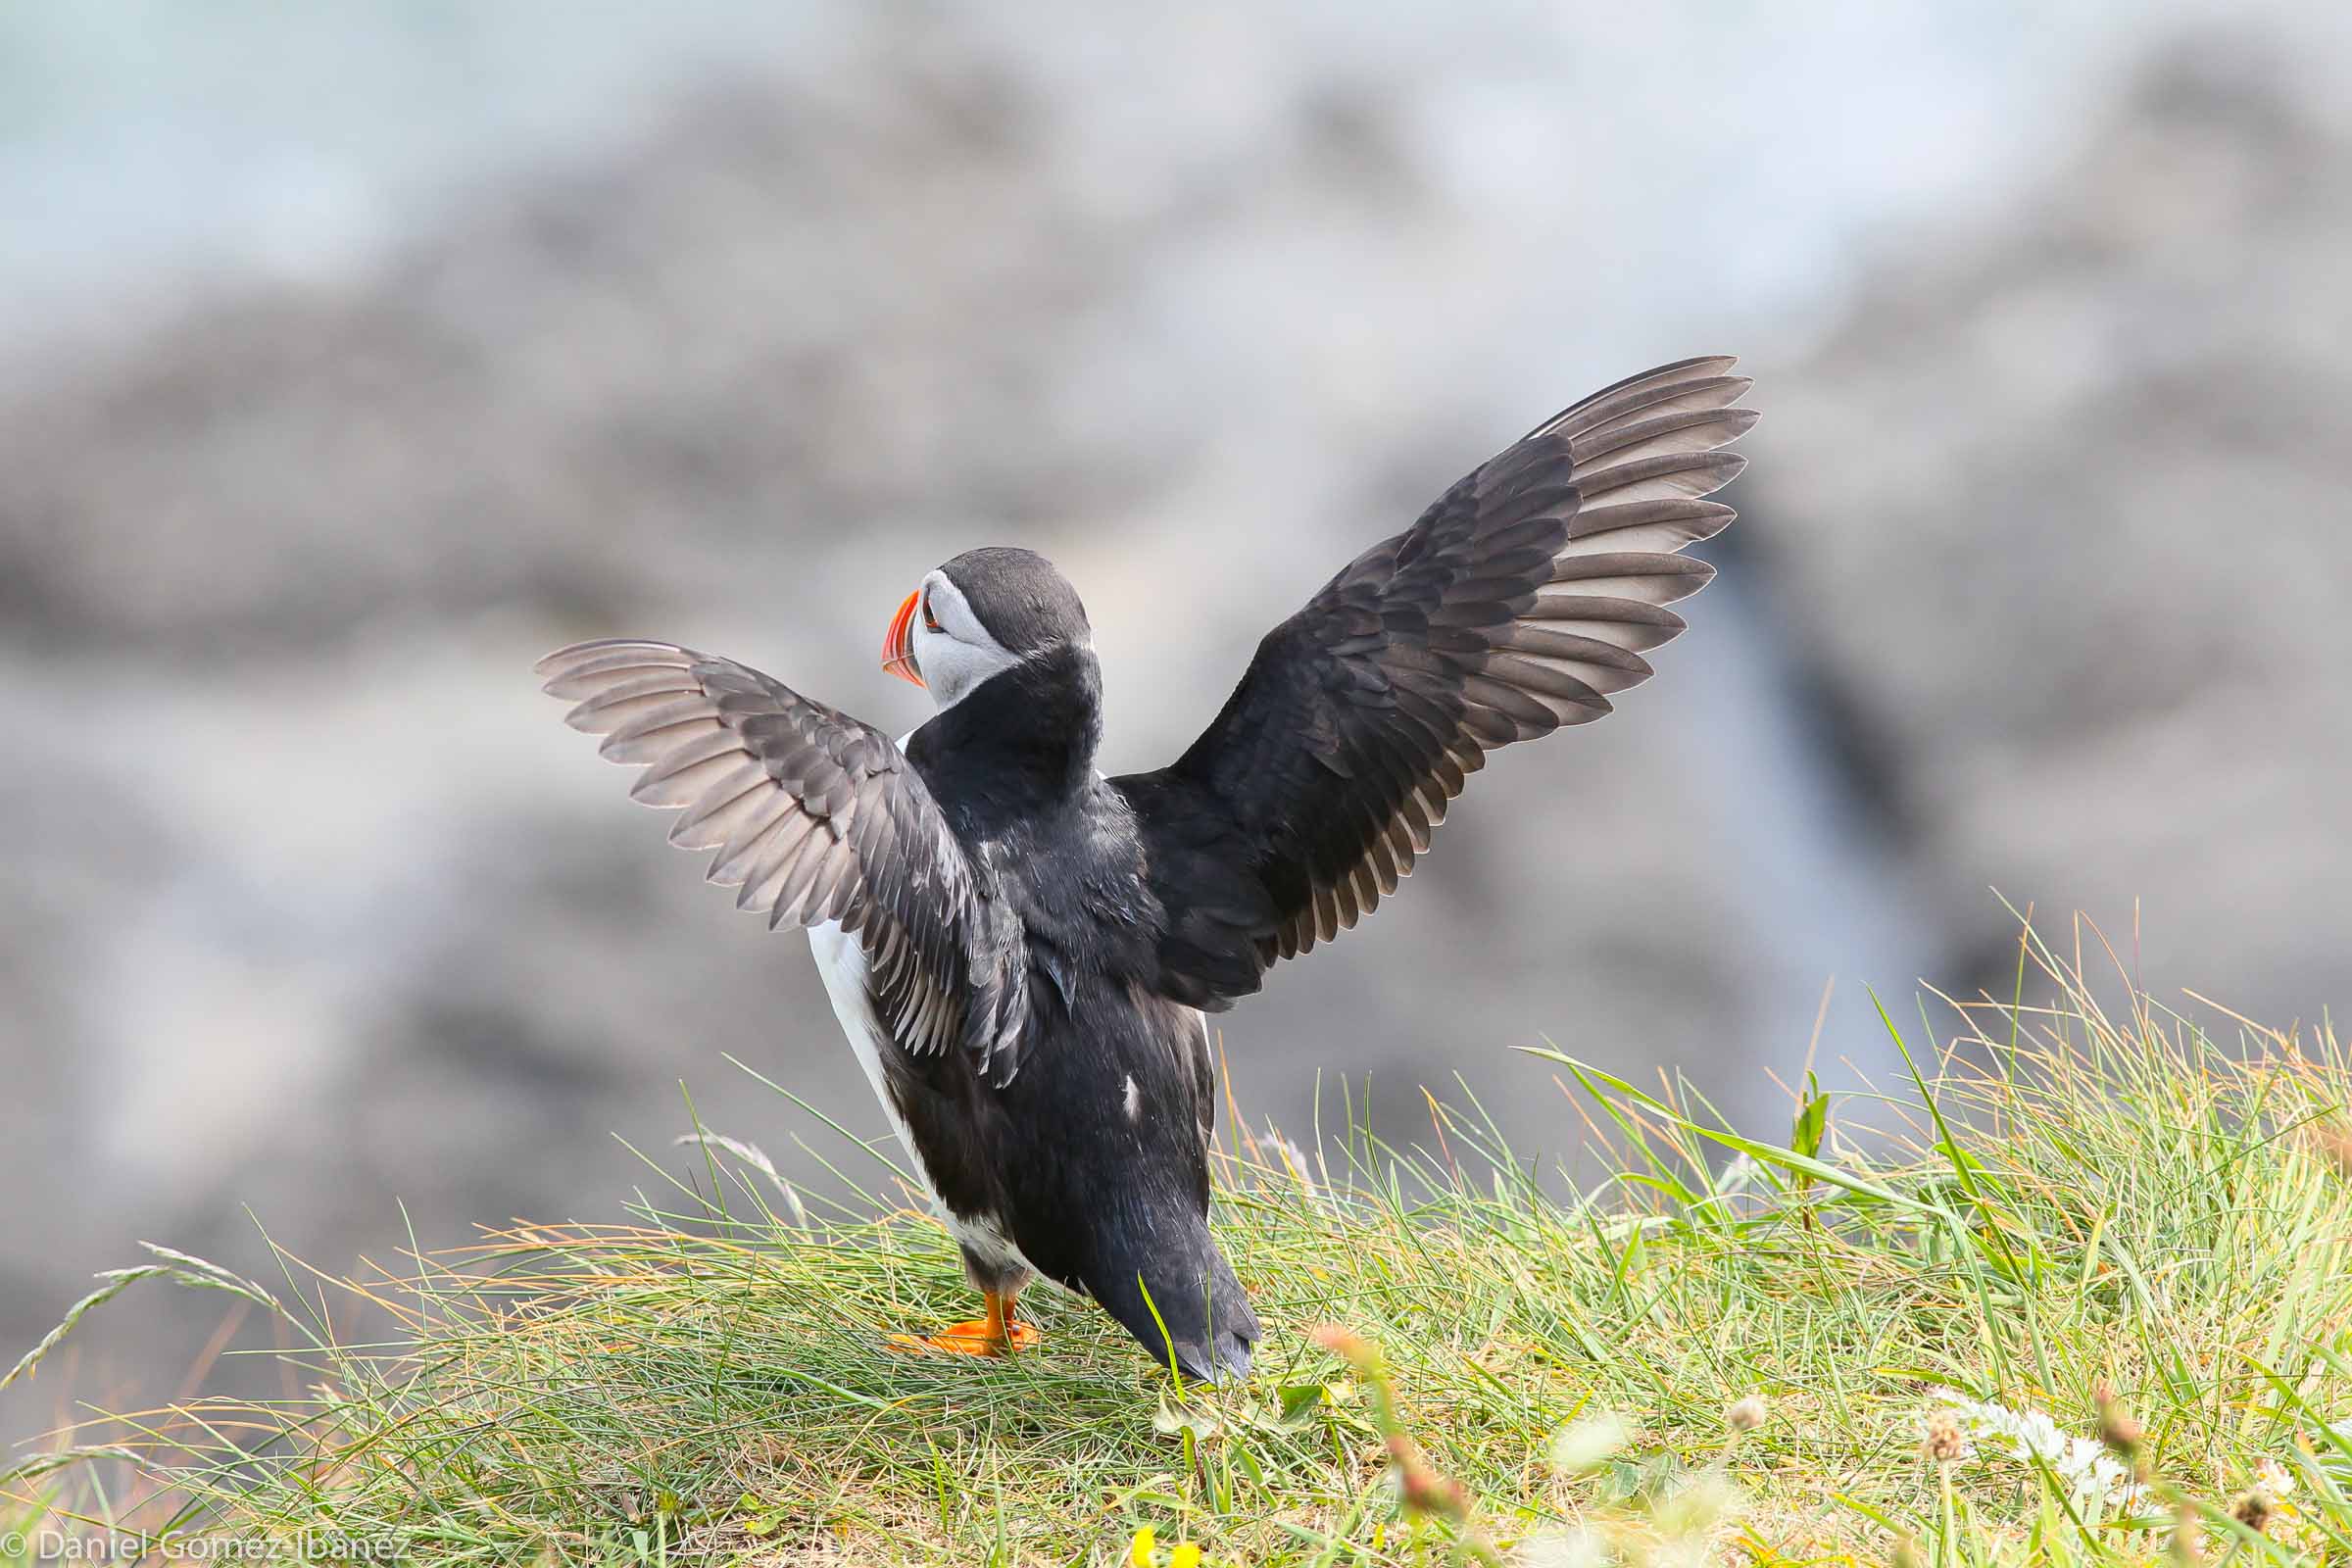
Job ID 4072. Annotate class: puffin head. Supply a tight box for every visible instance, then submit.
[881,547,1091,710]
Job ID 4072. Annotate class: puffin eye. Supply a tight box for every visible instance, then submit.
[922,598,943,635]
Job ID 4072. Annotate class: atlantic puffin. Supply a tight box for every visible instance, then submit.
[537,356,1752,1382]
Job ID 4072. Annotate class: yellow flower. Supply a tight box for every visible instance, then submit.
[1169,1544,1202,1568]
[1129,1526,1156,1566]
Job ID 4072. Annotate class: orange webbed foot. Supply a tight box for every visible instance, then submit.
[884,1318,1043,1357]
[883,1290,1040,1358]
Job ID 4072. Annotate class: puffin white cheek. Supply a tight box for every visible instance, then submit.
[919,634,1021,710]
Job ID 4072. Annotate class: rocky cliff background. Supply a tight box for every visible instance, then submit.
[1,4,2345,1442]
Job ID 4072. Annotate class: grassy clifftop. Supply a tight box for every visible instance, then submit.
[7,926,2351,1566]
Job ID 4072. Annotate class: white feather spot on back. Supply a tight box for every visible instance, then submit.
[1123,1073,1142,1123]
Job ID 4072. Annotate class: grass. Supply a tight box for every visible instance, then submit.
[4,916,2351,1566]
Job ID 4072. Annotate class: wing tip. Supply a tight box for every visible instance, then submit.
[533,637,697,688]
[534,637,624,680]
[1525,355,1754,448]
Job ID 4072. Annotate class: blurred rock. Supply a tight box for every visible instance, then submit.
[1755,34,2352,1017]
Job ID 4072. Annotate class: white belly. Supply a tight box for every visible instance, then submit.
[808,919,927,1185]
[808,918,1034,1282]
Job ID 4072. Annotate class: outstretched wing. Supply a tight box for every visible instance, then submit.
[1113,357,1753,1009]
[538,640,1030,1082]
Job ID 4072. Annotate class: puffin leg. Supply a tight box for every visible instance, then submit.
[885,1288,1042,1357]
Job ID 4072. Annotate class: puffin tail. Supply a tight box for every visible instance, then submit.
[1093,1224,1258,1384]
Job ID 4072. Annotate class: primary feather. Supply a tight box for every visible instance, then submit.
[537,639,1030,1079]
[1112,356,1752,1003]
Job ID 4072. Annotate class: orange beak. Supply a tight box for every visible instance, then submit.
[881,590,925,687]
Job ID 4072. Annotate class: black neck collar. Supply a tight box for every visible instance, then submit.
[907,642,1102,818]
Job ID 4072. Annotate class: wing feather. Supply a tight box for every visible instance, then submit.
[1112,357,1751,1004]
[537,639,1032,1081]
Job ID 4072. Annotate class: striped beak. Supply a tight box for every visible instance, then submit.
[882,590,925,687]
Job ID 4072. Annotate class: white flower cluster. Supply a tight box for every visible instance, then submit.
[1925,1389,2152,1513]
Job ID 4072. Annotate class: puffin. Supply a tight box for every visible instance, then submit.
[537,356,1752,1382]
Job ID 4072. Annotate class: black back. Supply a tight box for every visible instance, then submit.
[897,647,1257,1378]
